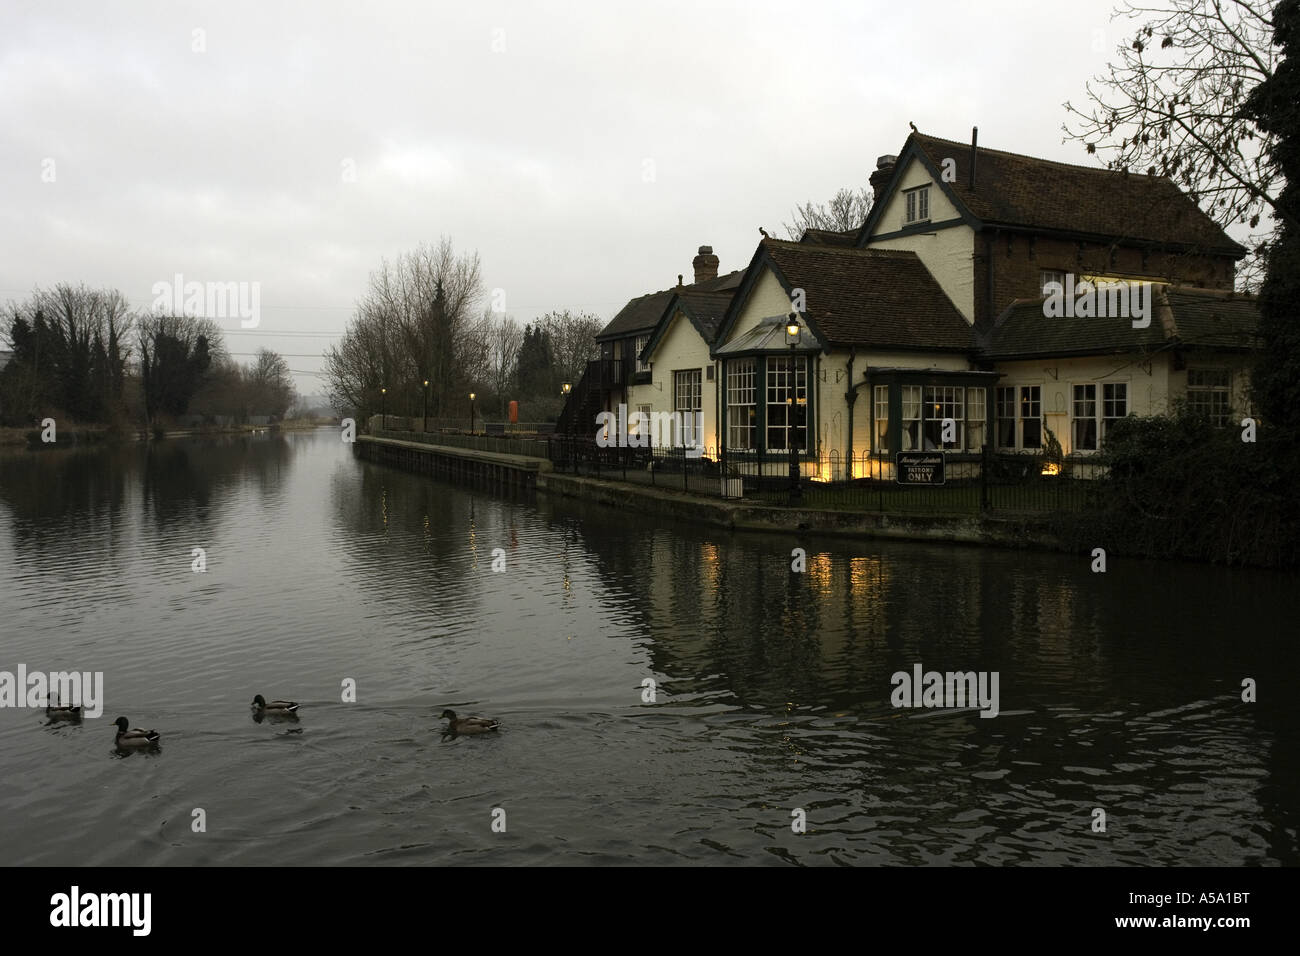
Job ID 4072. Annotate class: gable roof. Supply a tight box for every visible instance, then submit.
[859,130,1246,257]
[717,239,975,353]
[981,285,1259,360]
[596,270,743,342]
[639,288,740,362]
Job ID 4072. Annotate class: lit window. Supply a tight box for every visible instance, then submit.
[900,385,921,450]
[630,403,652,439]
[765,356,807,451]
[922,386,964,450]
[726,360,755,451]
[874,385,890,453]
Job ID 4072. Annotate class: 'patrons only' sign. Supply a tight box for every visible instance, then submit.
[896,452,945,485]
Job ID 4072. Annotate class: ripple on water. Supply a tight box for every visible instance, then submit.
[0,431,1294,865]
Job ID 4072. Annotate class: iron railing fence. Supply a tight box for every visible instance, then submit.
[545,438,1105,515]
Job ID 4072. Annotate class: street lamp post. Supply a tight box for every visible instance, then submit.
[561,382,572,471]
[422,379,429,433]
[380,386,387,432]
[469,392,476,434]
[786,315,802,506]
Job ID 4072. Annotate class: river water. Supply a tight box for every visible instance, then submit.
[0,428,1294,866]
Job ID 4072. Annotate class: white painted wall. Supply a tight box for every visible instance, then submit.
[865,157,976,323]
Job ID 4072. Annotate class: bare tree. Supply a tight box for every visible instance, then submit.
[1063,0,1284,288]
[477,309,522,417]
[324,237,483,422]
[540,309,602,387]
[782,187,874,239]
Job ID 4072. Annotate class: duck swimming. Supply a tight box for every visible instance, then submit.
[251,695,299,716]
[440,709,500,735]
[113,717,160,749]
[46,691,81,721]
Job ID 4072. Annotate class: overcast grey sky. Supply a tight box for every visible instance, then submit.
[3,0,1139,395]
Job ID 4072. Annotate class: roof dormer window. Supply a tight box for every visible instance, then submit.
[905,185,930,225]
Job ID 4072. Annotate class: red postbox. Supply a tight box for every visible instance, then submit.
[508,400,518,424]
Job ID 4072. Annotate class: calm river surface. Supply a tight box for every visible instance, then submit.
[1,428,1295,866]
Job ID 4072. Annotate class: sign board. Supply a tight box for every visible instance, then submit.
[895,452,945,485]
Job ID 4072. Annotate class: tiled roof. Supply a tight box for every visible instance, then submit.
[597,270,743,341]
[674,290,735,344]
[981,285,1259,359]
[894,132,1244,254]
[798,227,858,247]
[754,239,974,351]
[1162,287,1260,349]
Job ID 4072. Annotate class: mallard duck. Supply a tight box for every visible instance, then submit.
[46,691,81,721]
[113,717,160,749]
[440,709,499,735]
[251,695,299,718]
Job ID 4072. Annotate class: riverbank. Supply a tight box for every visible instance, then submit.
[0,419,338,449]
[539,469,1065,551]
[356,434,1070,554]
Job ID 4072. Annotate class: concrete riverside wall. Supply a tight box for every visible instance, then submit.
[537,471,1065,551]
[354,435,551,491]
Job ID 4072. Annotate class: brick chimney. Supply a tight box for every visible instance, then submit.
[692,245,719,284]
[869,154,897,203]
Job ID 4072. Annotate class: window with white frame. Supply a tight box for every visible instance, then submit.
[1041,270,1067,295]
[765,356,807,451]
[995,387,1016,449]
[900,385,921,450]
[922,386,964,450]
[874,385,890,453]
[1019,386,1042,449]
[904,185,930,224]
[726,359,756,451]
[1072,384,1098,452]
[634,335,650,374]
[1187,369,1231,425]
[966,387,986,451]
[995,385,1042,450]
[1102,382,1128,442]
[674,370,701,415]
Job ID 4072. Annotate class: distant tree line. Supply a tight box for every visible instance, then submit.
[0,282,297,429]
[323,237,602,426]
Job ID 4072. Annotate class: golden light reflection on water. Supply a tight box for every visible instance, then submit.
[700,541,720,591]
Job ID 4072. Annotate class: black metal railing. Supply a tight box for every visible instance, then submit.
[545,439,1105,515]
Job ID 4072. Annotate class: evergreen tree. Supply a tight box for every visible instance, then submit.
[1243,0,1300,438]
